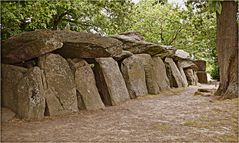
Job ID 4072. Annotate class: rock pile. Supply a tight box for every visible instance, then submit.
[1,30,200,121]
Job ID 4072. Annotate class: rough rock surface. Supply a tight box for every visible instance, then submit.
[178,60,198,70]
[197,71,208,84]
[165,63,179,88]
[68,59,105,110]
[184,68,198,85]
[154,45,177,58]
[178,66,188,87]
[134,54,160,94]
[38,53,78,116]
[152,56,171,91]
[194,60,206,71]
[1,64,27,112]
[121,55,148,98]
[113,50,133,61]
[17,67,45,120]
[2,30,63,64]
[165,57,184,88]
[118,31,145,41]
[111,35,173,57]
[177,62,189,87]
[54,30,123,59]
[174,49,191,60]
[93,57,130,105]
[1,108,16,122]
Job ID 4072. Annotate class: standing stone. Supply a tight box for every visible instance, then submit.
[177,62,188,87]
[93,57,130,106]
[68,59,105,110]
[165,63,176,88]
[194,71,199,85]
[1,64,27,113]
[2,30,63,64]
[197,71,208,84]
[164,57,184,88]
[17,67,45,120]
[184,68,197,85]
[134,54,160,94]
[194,60,206,71]
[121,55,148,99]
[152,56,170,91]
[38,53,78,116]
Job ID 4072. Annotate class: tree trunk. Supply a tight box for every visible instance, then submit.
[215,1,238,99]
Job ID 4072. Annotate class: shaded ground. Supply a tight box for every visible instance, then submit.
[1,85,238,142]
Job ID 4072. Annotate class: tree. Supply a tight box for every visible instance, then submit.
[1,0,134,39]
[131,0,217,74]
[214,1,238,99]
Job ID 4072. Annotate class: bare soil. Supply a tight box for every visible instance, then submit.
[1,85,238,142]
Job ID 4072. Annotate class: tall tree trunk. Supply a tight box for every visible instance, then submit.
[215,1,238,99]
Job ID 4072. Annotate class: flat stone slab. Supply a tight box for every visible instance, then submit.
[2,30,63,64]
[54,30,123,59]
[111,35,175,57]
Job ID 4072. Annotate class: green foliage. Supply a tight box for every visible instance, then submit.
[130,0,218,79]
[1,0,134,39]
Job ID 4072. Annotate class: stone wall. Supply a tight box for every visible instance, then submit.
[1,30,199,121]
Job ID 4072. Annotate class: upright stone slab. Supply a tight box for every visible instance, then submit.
[68,59,105,110]
[152,56,170,91]
[164,57,184,88]
[194,60,206,71]
[165,63,176,88]
[121,55,148,99]
[1,64,27,113]
[17,67,45,120]
[94,57,130,106]
[134,54,160,94]
[177,62,188,87]
[38,53,78,116]
[197,71,208,84]
[184,68,198,85]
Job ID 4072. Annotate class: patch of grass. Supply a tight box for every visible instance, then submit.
[218,134,238,142]
[152,123,172,131]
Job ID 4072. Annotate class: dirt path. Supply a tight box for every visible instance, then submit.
[1,85,238,142]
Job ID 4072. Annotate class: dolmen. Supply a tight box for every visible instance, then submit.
[1,30,200,121]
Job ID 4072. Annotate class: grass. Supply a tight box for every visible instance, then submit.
[152,123,172,131]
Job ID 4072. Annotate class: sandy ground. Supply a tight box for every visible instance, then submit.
[1,85,238,142]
